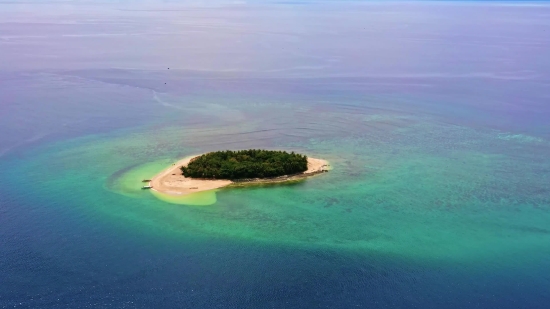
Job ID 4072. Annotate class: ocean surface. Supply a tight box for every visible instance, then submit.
[1,1,550,308]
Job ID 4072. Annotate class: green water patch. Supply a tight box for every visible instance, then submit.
[150,189,218,206]
[10,108,550,264]
[107,159,169,197]
[106,158,219,205]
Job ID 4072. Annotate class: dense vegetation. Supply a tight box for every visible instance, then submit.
[181,149,308,179]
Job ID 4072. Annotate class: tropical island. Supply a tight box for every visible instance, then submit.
[147,149,329,196]
[182,150,308,179]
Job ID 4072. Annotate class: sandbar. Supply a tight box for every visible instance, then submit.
[148,155,329,196]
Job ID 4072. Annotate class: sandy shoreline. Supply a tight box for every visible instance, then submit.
[148,155,329,196]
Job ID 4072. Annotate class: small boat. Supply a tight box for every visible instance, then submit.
[141,186,152,190]
[142,179,151,182]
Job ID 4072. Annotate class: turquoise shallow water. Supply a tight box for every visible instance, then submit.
[2,81,550,307]
[7,92,550,261]
[1,2,550,308]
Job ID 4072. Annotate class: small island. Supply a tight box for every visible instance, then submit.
[182,150,308,179]
[148,150,329,196]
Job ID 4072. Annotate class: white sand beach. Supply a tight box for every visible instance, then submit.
[149,155,329,196]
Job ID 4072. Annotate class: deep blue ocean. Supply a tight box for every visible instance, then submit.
[1,1,550,308]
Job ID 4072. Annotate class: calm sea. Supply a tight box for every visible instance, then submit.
[1,1,549,308]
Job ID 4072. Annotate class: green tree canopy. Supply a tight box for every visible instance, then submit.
[181,149,308,180]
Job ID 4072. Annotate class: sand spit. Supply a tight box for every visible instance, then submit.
[148,155,329,196]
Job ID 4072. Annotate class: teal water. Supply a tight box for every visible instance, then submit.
[1,2,550,308]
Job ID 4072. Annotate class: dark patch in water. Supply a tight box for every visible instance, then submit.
[105,163,142,190]
[323,197,340,208]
